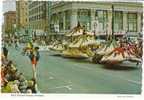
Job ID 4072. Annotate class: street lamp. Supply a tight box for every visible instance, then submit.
[111,5,115,40]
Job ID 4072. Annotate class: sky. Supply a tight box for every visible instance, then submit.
[0,0,143,24]
[2,0,16,13]
[1,0,16,24]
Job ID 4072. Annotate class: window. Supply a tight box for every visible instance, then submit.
[38,15,40,20]
[96,10,107,32]
[78,9,91,30]
[65,10,70,30]
[113,11,123,32]
[128,13,137,32]
[141,14,143,32]
[59,12,63,31]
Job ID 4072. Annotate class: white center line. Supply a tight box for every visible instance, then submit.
[48,85,72,90]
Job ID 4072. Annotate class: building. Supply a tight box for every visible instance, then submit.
[16,0,29,29]
[2,23,5,34]
[50,2,143,36]
[28,1,51,34]
[3,11,16,34]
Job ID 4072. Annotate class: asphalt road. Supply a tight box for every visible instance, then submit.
[8,45,142,94]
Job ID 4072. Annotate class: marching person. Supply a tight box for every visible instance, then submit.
[28,47,40,80]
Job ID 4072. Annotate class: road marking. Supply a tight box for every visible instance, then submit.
[68,80,72,84]
[48,84,72,90]
[47,72,73,90]
[73,63,141,85]
[49,72,72,84]
[49,76,54,79]
[123,79,141,85]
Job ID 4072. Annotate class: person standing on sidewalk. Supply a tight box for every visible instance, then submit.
[2,45,8,59]
[15,39,19,50]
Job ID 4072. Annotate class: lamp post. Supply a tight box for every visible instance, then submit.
[111,5,115,40]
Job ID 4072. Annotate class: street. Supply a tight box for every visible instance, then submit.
[8,45,142,94]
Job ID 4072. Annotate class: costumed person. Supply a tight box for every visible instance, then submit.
[25,42,33,55]
[28,47,40,80]
[27,41,33,50]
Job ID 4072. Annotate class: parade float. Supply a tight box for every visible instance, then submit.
[48,39,65,55]
[100,41,142,65]
[48,25,82,54]
[92,35,142,65]
[62,35,93,58]
[92,38,118,63]
[92,5,142,66]
[48,22,100,58]
[62,23,100,58]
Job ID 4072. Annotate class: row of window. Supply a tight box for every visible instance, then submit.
[30,23,46,30]
[29,13,46,21]
[29,5,46,15]
[77,9,91,30]
[96,11,138,32]
[51,10,71,31]
[51,10,141,32]
[65,11,71,30]
[28,1,43,8]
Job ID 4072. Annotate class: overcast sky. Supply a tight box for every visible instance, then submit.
[1,0,16,24]
[2,0,16,13]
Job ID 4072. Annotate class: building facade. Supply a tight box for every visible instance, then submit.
[50,2,143,36]
[16,0,29,29]
[3,11,16,34]
[28,1,51,33]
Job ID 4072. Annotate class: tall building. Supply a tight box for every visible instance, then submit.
[28,1,51,33]
[16,0,29,29]
[3,11,16,34]
[2,23,5,34]
[50,2,143,36]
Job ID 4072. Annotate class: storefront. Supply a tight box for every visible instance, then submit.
[77,9,91,30]
[50,2,143,36]
[96,10,108,33]
[127,13,137,32]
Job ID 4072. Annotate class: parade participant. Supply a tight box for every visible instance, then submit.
[28,47,40,80]
[23,41,33,56]
[14,40,19,50]
[27,41,33,49]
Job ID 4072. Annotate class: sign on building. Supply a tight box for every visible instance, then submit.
[54,24,59,33]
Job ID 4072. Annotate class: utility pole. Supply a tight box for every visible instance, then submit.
[48,1,51,34]
[111,5,115,40]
